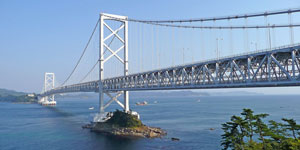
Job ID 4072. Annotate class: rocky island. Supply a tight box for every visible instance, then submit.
[86,110,166,138]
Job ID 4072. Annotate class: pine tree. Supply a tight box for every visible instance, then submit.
[241,108,256,142]
[282,118,300,140]
[221,109,300,150]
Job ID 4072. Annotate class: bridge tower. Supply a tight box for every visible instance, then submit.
[39,72,56,106]
[96,13,129,120]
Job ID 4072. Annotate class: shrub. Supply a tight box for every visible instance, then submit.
[106,110,143,128]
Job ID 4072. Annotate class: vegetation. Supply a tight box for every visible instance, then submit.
[221,108,300,150]
[0,88,25,96]
[0,94,37,103]
[0,88,37,103]
[106,110,143,128]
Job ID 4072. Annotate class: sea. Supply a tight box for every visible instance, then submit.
[1,94,300,150]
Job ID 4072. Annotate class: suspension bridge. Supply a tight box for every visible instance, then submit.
[39,8,300,121]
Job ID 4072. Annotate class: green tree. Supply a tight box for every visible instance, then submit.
[267,120,287,149]
[241,109,256,142]
[106,109,143,128]
[221,109,300,150]
[221,115,249,150]
[222,118,246,149]
[221,121,239,150]
[253,113,269,150]
[282,118,300,140]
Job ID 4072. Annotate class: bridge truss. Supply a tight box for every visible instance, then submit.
[42,44,300,93]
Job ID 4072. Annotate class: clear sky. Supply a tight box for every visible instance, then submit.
[1,0,300,94]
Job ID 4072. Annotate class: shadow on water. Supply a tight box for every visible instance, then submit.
[77,128,142,150]
[103,134,140,150]
[44,106,74,117]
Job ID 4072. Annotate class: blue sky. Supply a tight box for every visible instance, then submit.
[0,0,300,93]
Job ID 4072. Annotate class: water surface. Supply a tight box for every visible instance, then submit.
[1,95,300,150]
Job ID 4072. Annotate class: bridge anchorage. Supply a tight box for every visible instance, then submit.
[39,9,300,122]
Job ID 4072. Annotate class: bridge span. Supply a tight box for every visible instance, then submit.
[41,43,300,96]
[39,10,300,120]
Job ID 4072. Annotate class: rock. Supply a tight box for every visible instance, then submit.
[82,123,93,129]
[171,137,180,141]
[91,122,166,138]
[90,110,166,138]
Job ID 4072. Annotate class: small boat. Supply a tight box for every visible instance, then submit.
[171,137,180,141]
[136,101,148,106]
[154,101,158,104]
[89,107,94,110]
[197,99,201,102]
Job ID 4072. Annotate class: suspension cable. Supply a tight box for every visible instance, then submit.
[126,8,300,23]
[100,8,300,24]
[79,61,99,83]
[130,22,300,29]
[101,9,300,30]
[79,24,122,83]
[61,19,100,86]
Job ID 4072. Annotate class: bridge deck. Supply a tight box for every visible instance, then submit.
[41,44,300,96]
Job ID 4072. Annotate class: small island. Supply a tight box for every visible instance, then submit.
[86,110,166,138]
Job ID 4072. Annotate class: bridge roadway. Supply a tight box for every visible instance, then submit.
[41,44,300,97]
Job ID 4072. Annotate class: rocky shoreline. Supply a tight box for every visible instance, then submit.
[88,122,167,138]
[84,110,167,138]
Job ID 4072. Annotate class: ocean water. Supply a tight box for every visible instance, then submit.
[1,95,300,150]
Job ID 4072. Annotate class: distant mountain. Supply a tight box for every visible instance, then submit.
[57,90,210,99]
[55,93,98,99]
[0,88,37,103]
[130,90,210,98]
[54,89,263,100]
[0,88,26,97]
[208,91,261,96]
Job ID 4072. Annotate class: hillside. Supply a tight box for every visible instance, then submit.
[0,88,26,97]
[0,88,37,103]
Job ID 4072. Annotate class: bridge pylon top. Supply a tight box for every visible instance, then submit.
[100,13,128,20]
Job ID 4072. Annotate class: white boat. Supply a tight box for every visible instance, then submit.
[89,107,94,110]
[41,100,56,106]
[136,101,148,106]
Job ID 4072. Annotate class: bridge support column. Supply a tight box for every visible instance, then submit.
[292,50,296,79]
[124,91,129,112]
[98,13,130,116]
[39,72,56,106]
[123,17,129,113]
[99,90,104,113]
[215,63,219,84]
[247,57,251,83]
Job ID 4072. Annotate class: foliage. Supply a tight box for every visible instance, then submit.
[106,110,143,128]
[0,88,37,103]
[221,108,300,150]
[0,94,37,103]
